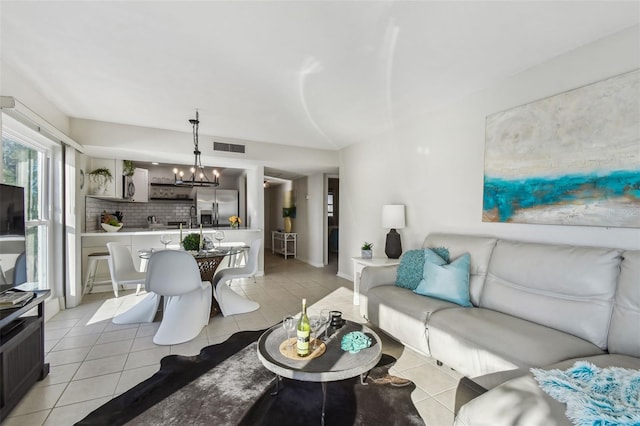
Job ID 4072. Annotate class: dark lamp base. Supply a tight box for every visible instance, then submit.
[385,229,402,259]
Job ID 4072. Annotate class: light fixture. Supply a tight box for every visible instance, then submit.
[382,205,405,259]
[174,110,220,187]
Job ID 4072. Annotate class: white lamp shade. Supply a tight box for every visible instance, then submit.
[382,205,405,229]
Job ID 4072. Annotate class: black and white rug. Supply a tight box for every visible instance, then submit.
[77,329,424,425]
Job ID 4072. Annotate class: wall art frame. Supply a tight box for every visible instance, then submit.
[483,69,640,228]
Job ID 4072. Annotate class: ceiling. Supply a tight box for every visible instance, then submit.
[1,1,638,151]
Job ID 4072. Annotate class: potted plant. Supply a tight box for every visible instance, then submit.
[182,233,201,251]
[229,215,242,229]
[89,167,113,194]
[361,242,373,259]
[122,160,135,177]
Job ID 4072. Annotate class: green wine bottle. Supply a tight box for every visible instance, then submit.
[296,298,311,357]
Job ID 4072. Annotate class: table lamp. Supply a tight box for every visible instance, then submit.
[382,205,405,259]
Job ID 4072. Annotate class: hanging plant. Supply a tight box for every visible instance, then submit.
[123,160,135,177]
[88,167,113,184]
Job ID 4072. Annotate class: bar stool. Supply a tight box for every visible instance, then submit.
[83,252,111,295]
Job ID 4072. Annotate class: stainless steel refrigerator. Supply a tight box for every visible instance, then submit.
[195,189,239,227]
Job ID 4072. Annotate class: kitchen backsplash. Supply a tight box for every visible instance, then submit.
[86,197,193,231]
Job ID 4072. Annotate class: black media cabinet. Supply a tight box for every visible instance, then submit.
[0,289,50,420]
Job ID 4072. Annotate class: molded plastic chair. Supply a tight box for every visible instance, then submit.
[106,242,145,297]
[13,251,27,285]
[147,250,212,345]
[213,239,261,316]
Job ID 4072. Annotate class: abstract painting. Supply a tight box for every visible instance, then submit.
[483,69,640,228]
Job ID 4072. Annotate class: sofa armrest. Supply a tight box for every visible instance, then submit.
[360,265,398,294]
[358,265,398,321]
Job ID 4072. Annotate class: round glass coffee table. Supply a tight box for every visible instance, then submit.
[257,320,382,426]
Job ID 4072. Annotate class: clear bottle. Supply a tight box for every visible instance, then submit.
[296,298,311,357]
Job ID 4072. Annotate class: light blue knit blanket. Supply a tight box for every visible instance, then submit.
[531,361,640,426]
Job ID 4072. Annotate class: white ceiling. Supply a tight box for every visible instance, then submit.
[1,1,638,151]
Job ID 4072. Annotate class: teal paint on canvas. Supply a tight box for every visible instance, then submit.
[483,170,640,223]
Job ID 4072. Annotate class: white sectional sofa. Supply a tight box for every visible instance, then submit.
[358,233,640,425]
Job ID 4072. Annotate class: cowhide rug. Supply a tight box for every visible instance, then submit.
[76,329,424,425]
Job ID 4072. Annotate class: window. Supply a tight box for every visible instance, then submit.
[1,114,57,290]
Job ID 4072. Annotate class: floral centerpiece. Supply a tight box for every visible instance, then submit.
[229,215,242,229]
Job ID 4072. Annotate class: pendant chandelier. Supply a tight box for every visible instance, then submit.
[174,110,220,187]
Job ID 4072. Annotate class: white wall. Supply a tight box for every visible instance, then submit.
[338,25,640,279]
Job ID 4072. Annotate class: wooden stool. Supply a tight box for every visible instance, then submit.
[83,252,111,295]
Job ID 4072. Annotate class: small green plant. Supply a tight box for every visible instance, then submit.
[361,242,373,250]
[89,167,113,183]
[182,233,201,251]
[123,160,135,177]
[283,207,296,218]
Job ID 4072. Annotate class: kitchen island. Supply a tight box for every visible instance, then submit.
[80,228,263,295]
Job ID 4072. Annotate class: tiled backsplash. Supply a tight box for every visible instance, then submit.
[85,197,193,231]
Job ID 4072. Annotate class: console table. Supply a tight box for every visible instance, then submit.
[272,232,297,259]
[0,289,50,420]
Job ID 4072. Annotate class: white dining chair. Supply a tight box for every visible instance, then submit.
[147,250,212,345]
[213,239,261,316]
[106,242,145,297]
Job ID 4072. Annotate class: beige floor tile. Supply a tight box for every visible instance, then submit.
[404,363,460,395]
[44,338,60,353]
[433,387,458,412]
[43,328,71,340]
[43,397,112,426]
[115,365,158,394]
[130,335,157,352]
[45,319,79,331]
[3,409,50,426]
[414,396,455,426]
[9,383,67,416]
[57,372,120,406]
[51,333,100,351]
[95,328,139,344]
[136,322,160,338]
[208,333,233,345]
[73,353,128,380]
[64,322,108,337]
[35,363,81,387]
[45,346,91,367]
[86,339,134,360]
[124,346,170,370]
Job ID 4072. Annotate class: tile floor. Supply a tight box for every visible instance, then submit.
[5,252,464,425]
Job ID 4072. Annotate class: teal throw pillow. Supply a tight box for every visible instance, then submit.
[430,247,450,263]
[414,252,472,307]
[395,249,425,290]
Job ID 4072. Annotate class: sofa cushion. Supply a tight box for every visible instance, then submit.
[480,240,622,350]
[415,252,472,307]
[423,233,497,306]
[427,307,605,378]
[366,285,458,355]
[608,250,640,357]
[396,248,451,290]
[455,354,640,426]
[395,249,425,290]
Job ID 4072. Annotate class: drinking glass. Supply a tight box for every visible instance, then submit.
[309,315,321,350]
[159,234,172,249]
[214,230,225,248]
[282,316,295,352]
[320,309,331,340]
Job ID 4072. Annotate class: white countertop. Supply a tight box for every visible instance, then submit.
[81,227,261,237]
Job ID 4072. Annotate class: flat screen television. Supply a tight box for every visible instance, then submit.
[0,183,26,236]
